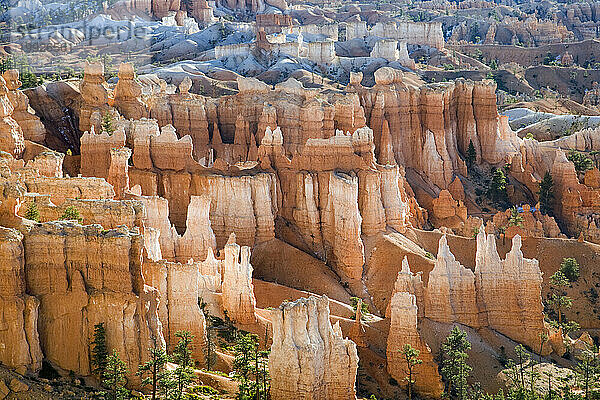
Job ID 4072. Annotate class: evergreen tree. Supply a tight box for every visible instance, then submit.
[103,349,129,400]
[514,345,530,390]
[504,344,539,398]
[172,331,195,400]
[548,271,573,326]
[559,257,580,283]
[538,171,555,216]
[137,338,169,400]
[441,326,472,400]
[158,366,177,400]
[24,202,40,222]
[466,140,477,170]
[101,112,115,135]
[60,205,83,223]
[91,322,108,377]
[350,297,369,320]
[574,345,600,400]
[507,207,524,227]
[488,168,508,204]
[233,333,270,400]
[400,343,422,400]
[567,150,594,175]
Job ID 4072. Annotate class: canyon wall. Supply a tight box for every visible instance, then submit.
[221,233,257,324]
[23,222,164,386]
[3,70,46,143]
[350,70,521,191]
[142,258,207,362]
[0,75,25,158]
[345,20,444,49]
[425,235,480,327]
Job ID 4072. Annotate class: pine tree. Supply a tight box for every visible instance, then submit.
[400,344,422,400]
[559,257,580,283]
[350,297,369,320]
[91,322,108,377]
[101,112,115,135]
[567,150,594,175]
[574,345,600,400]
[488,168,508,204]
[103,349,129,400]
[137,338,169,400]
[441,326,472,400]
[158,366,177,400]
[172,331,195,400]
[548,271,573,326]
[466,140,477,170]
[507,207,524,227]
[24,202,40,222]
[538,171,555,215]
[504,344,537,397]
[233,333,270,400]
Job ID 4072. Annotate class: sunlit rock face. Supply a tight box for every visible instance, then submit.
[269,295,359,400]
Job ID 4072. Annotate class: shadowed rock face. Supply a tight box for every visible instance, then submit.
[269,295,358,400]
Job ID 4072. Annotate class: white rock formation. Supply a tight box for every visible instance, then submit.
[269,295,359,400]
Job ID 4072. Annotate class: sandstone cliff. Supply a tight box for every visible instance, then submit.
[79,62,112,134]
[142,258,207,362]
[474,230,548,353]
[0,76,25,158]
[425,235,479,327]
[23,222,164,386]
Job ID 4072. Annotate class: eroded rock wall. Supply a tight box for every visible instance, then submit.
[474,231,547,352]
[23,222,164,386]
[142,258,207,363]
[0,227,42,373]
[221,234,257,324]
[269,295,358,400]
[425,235,479,327]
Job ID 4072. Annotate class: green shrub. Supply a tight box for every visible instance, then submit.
[567,150,593,174]
[60,206,83,223]
[191,385,219,395]
[350,297,369,319]
[24,202,40,222]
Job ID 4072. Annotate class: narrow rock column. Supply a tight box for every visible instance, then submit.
[221,233,257,324]
[386,292,443,398]
[107,147,132,199]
